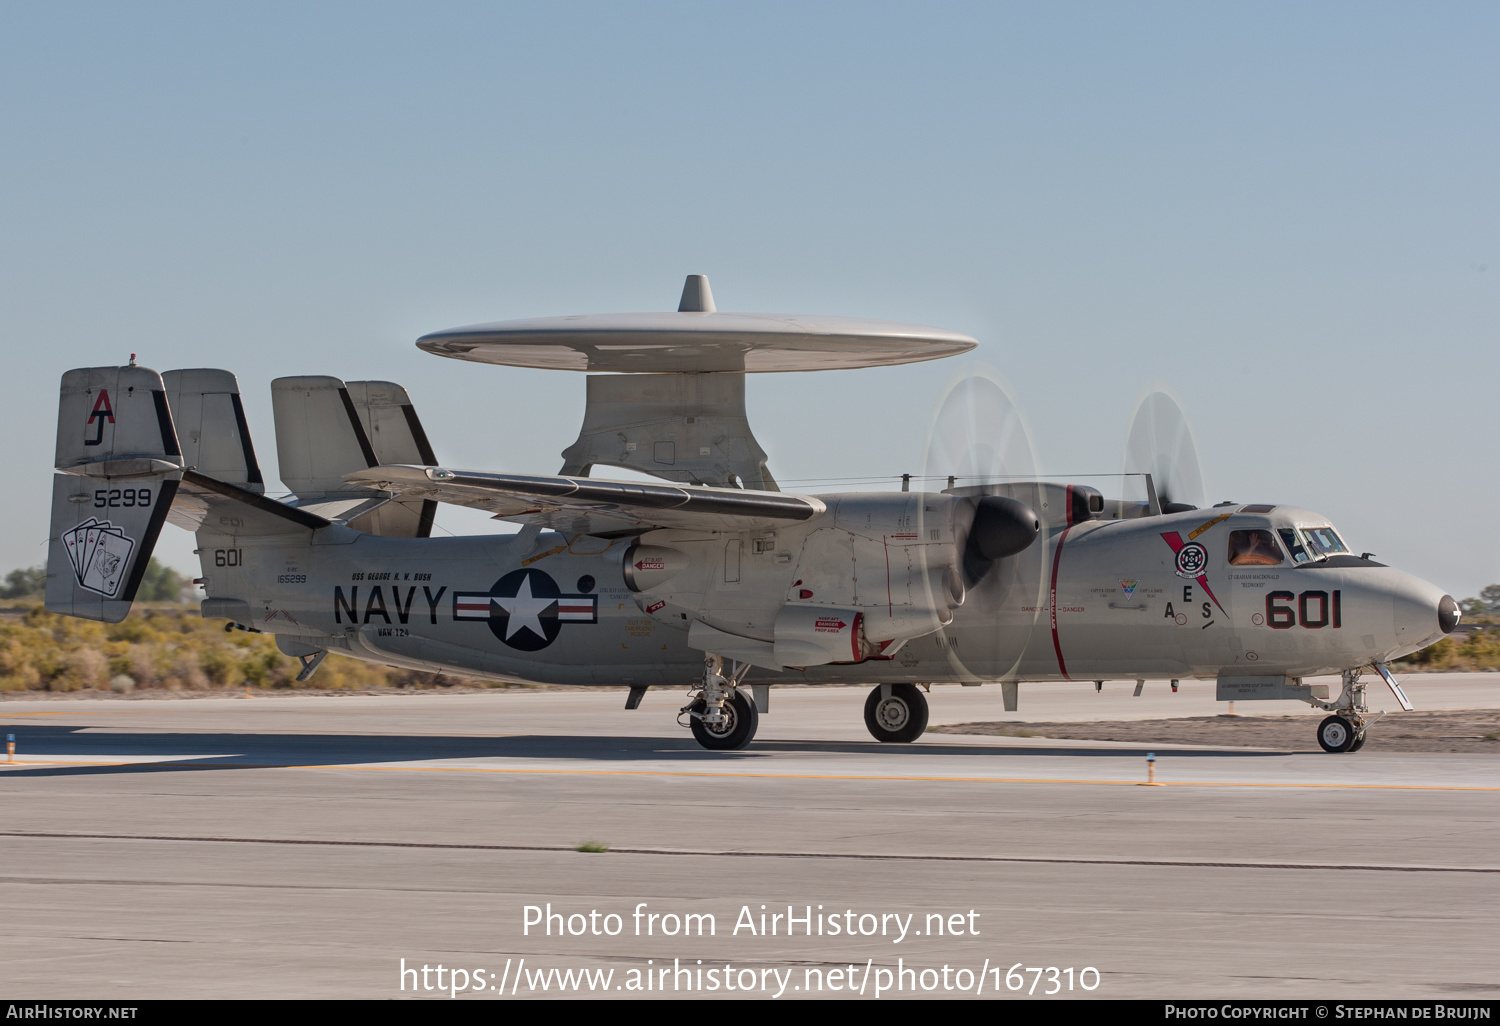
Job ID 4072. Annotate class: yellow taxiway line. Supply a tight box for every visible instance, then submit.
[2,756,1498,791]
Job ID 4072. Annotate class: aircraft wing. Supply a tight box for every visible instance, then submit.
[345,465,826,535]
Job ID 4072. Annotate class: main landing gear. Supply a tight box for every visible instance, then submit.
[680,654,758,750]
[1312,669,1377,753]
[864,683,929,743]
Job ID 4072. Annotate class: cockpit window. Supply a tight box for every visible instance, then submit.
[1278,527,1312,563]
[1302,526,1349,557]
[1228,529,1283,566]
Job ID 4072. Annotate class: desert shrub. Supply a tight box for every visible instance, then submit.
[0,604,476,693]
[0,567,46,599]
[1400,637,1455,667]
[61,648,107,691]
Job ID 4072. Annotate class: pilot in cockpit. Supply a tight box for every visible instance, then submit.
[1228,528,1283,566]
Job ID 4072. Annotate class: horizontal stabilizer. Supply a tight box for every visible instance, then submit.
[346,465,825,535]
[168,470,330,539]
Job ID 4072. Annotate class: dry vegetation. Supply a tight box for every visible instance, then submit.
[0,602,467,694]
[1392,627,1500,672]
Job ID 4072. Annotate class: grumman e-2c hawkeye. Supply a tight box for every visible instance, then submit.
[46,276,1458,752]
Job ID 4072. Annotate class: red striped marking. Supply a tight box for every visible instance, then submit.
[883,537,893,616]
[1160,531,1225,614]
[1049,527,1073,679]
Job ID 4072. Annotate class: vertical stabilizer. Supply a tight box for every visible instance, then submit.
[163,369,264,494]
[271,375,438,537]
[271,375,377,499]
[344,380,438,537]
[47,366,184,622]
[345,380,438,466]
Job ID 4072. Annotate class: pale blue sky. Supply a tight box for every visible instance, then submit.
[3,2,1496,595]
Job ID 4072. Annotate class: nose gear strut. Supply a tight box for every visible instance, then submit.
[1308,667,1389,753]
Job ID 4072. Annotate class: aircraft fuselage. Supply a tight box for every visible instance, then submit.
[200,495,1453,689]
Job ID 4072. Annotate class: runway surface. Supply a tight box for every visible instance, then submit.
[2,675,1498,999]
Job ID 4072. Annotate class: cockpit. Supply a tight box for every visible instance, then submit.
[1226,517,1352,567]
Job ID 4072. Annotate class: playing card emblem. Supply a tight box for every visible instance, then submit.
[62,518,135,598]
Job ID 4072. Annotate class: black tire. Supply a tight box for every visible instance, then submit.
[1348,732,1366,752]
[689,690,758,750]
[1317,715,1356,753]
[864,684,929,743]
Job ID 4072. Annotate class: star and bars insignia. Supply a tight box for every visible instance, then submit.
[453,567,597,651]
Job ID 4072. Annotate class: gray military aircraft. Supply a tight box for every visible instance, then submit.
[45,276,1458,753]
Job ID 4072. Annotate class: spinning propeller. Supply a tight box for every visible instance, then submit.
[1122,390,1205,514]
[918,365,1044,680]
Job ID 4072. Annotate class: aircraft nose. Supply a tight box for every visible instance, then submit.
[1439,594,1460,634]
[1385,575,1454,657]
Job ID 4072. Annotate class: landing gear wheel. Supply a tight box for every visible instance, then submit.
[864,684,929,743]
[689,690,758,750]
[1348,732,1367,752]
[1317,715,1356,753]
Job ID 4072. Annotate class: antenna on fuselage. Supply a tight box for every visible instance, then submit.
[678,275,716,313]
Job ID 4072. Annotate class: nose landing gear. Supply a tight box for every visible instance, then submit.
[1317,715,1359,753]
[1310,669,1377,753]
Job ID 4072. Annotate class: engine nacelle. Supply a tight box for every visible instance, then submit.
[621,493,1000,669]
[621,544,689,591]
[773,605,865,667]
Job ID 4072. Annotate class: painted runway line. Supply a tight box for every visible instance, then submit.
[2,829,1496,874]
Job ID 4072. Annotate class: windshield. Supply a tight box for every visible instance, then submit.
[1301,526,1350,557]
[1278,527,1312,563]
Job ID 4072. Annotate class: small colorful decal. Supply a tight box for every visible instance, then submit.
[1173,542,1208,578]
[1187,512,1233,541]
[1161,532,1224,614]
[1119,579,1139,598]
[84,390,114,447]
[61,517,135,597]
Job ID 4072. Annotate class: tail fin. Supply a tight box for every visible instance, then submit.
[47,366,184,622]
[271,375,437,537]
[345,380,438,538]
[271,375,377,499]
[162,368,264,494]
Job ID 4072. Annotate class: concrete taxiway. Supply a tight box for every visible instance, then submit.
[1,675,1497,999]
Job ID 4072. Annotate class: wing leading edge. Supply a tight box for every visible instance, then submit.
[345,465,826,535]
